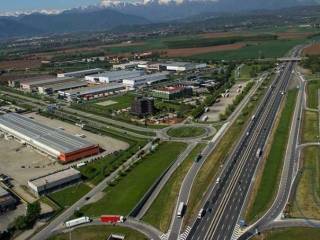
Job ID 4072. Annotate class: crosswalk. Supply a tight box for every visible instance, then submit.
[231,224,244,240]
[179,226,191,240]
[160,233,169,240]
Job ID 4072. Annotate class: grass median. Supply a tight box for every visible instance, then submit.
[307,79,320,109]
[143,143,206,232]
[245,89,298,223]
[80,141,187,217]
[167,126,207,138]
[301,110,319,143]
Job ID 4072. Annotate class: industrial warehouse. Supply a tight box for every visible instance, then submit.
[0,113,100,163]
[28,168,82,196]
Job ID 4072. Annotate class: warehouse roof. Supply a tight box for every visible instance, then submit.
[39,79,87,92]
[86,70,144,79]
[65,83,125,96]
[123,72,169,82]
[59,68,104,77]
[21,77,73,87]
[0,113,96,154]
[29,168,80,188]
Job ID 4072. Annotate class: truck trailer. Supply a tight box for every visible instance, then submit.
[65,216,91,228]
[100,215,125,223]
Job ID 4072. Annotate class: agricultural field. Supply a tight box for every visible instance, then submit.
[80,142,187,216]
[304,43,320,55]
[49,225,148,240]
[245,90,298,223]
[143,143,206,232]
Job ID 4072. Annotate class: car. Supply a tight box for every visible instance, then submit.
[198,208,206,219]
[216,177,221,184]
[195,154,202,162]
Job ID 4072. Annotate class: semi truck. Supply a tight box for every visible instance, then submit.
[65,216,91,228]
[100,215,125,223]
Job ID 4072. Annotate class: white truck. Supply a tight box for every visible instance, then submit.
[65,216,91,228]
[177,202,186,218]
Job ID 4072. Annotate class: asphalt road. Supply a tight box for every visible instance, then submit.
[187,52,300,240]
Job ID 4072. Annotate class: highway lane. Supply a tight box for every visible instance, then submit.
[187,56,297,240]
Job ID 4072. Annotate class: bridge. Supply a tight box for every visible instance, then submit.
[277,57,302,62]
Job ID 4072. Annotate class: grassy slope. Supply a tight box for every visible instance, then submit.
[245,89,298,222]
[48,183,91,208]
[167,126,206,138]
[302,110,319,143]
[252,227,320,240]
[307,80,320,109]
[49,225,147,240]
[81,142,187,216]
[143,143,206,232]
[291,146,320,219]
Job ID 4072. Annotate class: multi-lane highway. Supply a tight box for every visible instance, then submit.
[186,49,301,240]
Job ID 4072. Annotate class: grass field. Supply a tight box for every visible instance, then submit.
[245,89,298,223]
[143,143,206,232]
[81,142,187,216]
[307,80,320,109]
[190,40,304,61]
[290,146,320,219]
[183,75,274,226]
[167,126,207,138]
[252,227,320,240]
[48,183,91,208]
[49,225,148,240]
[302,110,319,143]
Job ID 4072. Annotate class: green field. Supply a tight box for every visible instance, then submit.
[81,142,187,216]
[48,183,91,208]
[190,40,304,61]
[143,143,206,232]
[245,89,298,223]
[49,225,147,240]
[167,126,207,138]
[252,227,320,240]
[291,146,320,219]
[307,80,320,109]
[302,110,319,143]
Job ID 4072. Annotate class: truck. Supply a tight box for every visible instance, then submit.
[65,216,91,228]
[100,215,125,223]
[177,202,186,218]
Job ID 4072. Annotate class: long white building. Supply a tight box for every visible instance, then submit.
[122,72,169,88]
[85,70,144,84]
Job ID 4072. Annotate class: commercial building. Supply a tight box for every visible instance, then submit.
[152,86,193,100]
[59,83,126,101]
[113,61,147,70]
[0,187,17,214]
[164,62,207,72]
[0,113,100,163]
[122,72,168,89]
[19,77,74,92]
[131,97,155,117]
[57,68,104,78]
[85,70,144,84]
[28,168,81,196]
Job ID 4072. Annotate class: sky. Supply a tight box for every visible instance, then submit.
[0,0,102,13]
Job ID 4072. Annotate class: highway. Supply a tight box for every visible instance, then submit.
[186,49,301,240]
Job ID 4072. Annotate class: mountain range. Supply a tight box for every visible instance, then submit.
[0,0,320,39]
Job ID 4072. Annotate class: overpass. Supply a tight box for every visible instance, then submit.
[278,57,302,62]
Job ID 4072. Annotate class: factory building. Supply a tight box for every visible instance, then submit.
[85,70,144,84]
[164,62,207,72]
[113,61,147,70]
[19,77,74,92]
[0,186,17,214]
[131,97,155,117]
[152,86,193,100]
[57,68,104,78]
[0,113,100,163]
[28,168,81,196]
[37,79,88,95]
[59,83,126,102]
[122,72,169,89]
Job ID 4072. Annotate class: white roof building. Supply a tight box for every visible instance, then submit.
[122,72,169,88]
[85,70,144,84]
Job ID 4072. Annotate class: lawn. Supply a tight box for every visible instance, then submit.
[290,146,320,219]
[183,74,274,226]
[167,126,207,138]
[81,142,187,216]
[49,225,148,240]
[48,183,91,208]
[190,39,304,61]
[245,89,298,223]
[302,110,319,143]
[307,80,320,109]
[143,143,206,232]
[252,227,320,240]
